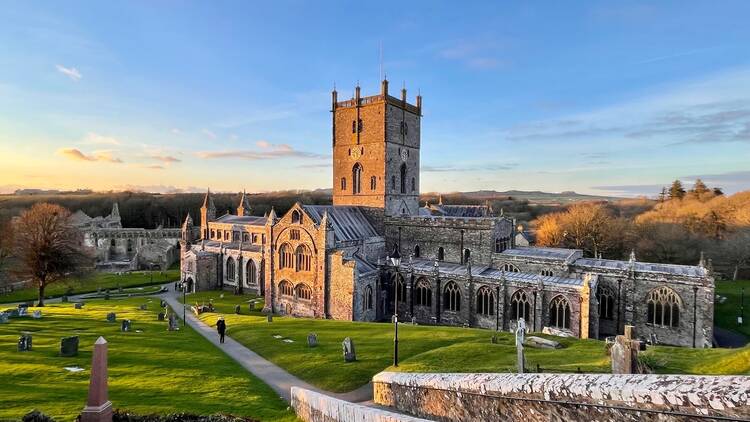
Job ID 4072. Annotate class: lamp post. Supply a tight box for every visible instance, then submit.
[390,246,401,367]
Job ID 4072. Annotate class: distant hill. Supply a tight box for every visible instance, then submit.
[425,189,621,205]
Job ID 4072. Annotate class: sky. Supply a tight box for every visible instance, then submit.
[1,1,749,197]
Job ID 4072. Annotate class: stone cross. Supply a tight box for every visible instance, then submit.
[515,318,526,373]
[342,337,356,362]
[120,320,131,332]
[611,325,641,374]
[81,337,113,422]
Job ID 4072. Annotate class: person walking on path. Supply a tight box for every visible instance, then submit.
[216,316,227,344]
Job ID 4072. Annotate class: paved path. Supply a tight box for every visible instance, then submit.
[159,289,373,404]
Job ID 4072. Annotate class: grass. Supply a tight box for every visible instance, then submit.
[190,292,750,393]
[0,298,296,421]
[714,279,750,339]
[0,268,180,304]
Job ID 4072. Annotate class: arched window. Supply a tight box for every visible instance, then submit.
[411,177,416,192]
[296,283,312,300]
[495,237,510,252]
[127,239,133,253]
[391,175,396,191]
[597,285,615,320]
[341,177,347,191]
[295,244,312,272]
[443,282,461,312]
[358,118,363,133]
[413,245,420,258]
[351,120,357,133]
[540,269,554,277]
[291,210,302,224]
[246,260,257,286]
[476,286,495,316]
[647,287,681,327]
[463,249,471,263]
[352,163,363,194]
[415,278,432,307]
[370,176,377,190]
[503,263,519,272]
[279,244,293,269]
[394,274,407,303]
[400,163,407,194]
[226,257,236,282]
[549,295,571,329]
[279,280,294,296]
[364,285,373,310]
[510,290,531,322]
[400,121,408,135]
[437,247,445,261]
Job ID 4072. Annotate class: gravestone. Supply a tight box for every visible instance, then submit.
[18,303,29,311]
[97,287,102,295]
[106,313,116,323]
[515,318,526,374]
[18,307,28,317]
[525,336,562,349]
[121,319,131,332]
[234,304,241,314]
[160,300,166,308]
[75,303,83,309]
[60,336,79,357]
[307,333,318,348]
[18,333,32,351]
[267,313,273,323]
[5,308,19,317]
[411,316,417,325]
[32,310,42,319]
[168,313,178,331]
[0,313,8,323]
[491,334,498,344]
[342,337,356,362]
[611,325,641,374]
[118,286,123,294]
[61,295,69,303]
[139,304,147,310]
[157,312,165,321]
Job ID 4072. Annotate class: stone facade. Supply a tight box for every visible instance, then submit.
[180,81,713,348]
[73,203,180,271]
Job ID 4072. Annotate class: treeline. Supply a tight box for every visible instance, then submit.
[533,184,750,280]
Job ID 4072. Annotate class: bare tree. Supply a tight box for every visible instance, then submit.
[0,220,13,276]
[717,230,750,281]
[12,203,92,306]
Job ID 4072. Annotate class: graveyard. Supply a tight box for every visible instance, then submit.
[0,298,296,421]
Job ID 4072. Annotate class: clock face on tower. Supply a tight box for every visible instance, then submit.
[400,149,408,162]
[351,148,361,160]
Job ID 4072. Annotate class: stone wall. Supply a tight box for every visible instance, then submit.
[373,372,750,422]
[291,387,429,422]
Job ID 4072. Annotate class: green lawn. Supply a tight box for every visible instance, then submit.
[0,268,180,304]
[190,292,750,393]
[0,298,296,421]
[714,279,750,339]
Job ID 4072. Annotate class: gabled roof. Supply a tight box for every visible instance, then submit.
[302,205,379,242]
[214,214,267,226]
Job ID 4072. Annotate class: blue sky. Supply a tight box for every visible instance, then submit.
[1,1,749,196]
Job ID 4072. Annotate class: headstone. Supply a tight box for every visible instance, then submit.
[342,337,356,362]
[0,313,8,323]
[411,316,417,325]
[542,326,575,338]
[18,333,32,351]
[32,310,42,319]
[168,313,178,331]
[18,303,29,310]
[611,325,641,374]
[75,303,83,309]
[525,336,562,349]
[235,304,241,314]
[120,319,131,332]
[118,286,123,294]
[80,337,113,422]
[139,304,147,310]
[307,333,318,348]
[267,313,273,323]
[491,334,498,344]
[60,336,79,357]
[515,318,526,373]
[106,313,116,323]
[97,287,102,295]
[157,312,165,321]
[5,308,19,317]
[18,307,28,317]
[160,300,166,308]
[62,295,69,303]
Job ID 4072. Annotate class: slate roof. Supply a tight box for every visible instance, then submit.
[302,205,379,242]
[575,258,707,277]
[402,258,583,287]
[419,204,492,218]
[214,215,268,226]
[352,254,378,276]
[501,247,582,261]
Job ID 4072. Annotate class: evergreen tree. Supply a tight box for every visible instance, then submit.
[691,178,709,195]
[658,187,667,202]
[713,187,724,196]
[668,180,686,200]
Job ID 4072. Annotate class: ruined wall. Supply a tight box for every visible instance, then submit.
[373,372,750,422]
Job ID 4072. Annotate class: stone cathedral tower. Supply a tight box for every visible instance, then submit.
[331,79,422,216]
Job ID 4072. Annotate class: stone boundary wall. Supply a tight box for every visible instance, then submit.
[290,387,430,422]
[373,372,750,421]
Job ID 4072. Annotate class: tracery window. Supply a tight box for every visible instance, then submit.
[647,287,681,327]
[437,247,445,261]
[415,278,432,307]
[476,286,495,316]
[226,257,236,282]
[290,229,300,240]
[510,290,531,322]
[279,280,294,296]
[370,176,377,190]
[291,210,302,224]
[540,269,554,277]
[598,286,615,320]
[295,283,312,300]
[352,163,363,194]
[549,295,571,329]
[413,245,420,258]
[246,260,257,286]
[364,285,373,310]
[503,263,520,272]
[394,274,407,303]
[295,244,312,272]
[278,243,293,269]
[443,282,461,312]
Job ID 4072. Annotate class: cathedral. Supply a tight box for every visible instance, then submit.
[180,80,714,348]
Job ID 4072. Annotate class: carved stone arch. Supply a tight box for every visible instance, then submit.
[548,294,571,330]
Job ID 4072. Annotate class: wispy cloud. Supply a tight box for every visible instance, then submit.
[55,64,82,81]
[422,162,517,173]
[140,164,165,170]
[82,132,120,145]
[57,148,123,163]
[196,142,326,161]
[150,155,181,164]
[202,129,217,140]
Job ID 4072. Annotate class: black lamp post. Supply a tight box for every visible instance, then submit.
[390,246,401,367]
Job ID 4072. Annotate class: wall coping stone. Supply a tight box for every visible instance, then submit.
[291,387,430,422]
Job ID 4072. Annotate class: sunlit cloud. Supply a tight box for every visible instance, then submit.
[150,155,181,164]
[82,132,120,145]
[57,148,123,163]
[196,142,326,161]
[55,64,82,81]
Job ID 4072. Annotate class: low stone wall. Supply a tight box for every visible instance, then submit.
[373,372,750,421]
[290,387,430,422]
